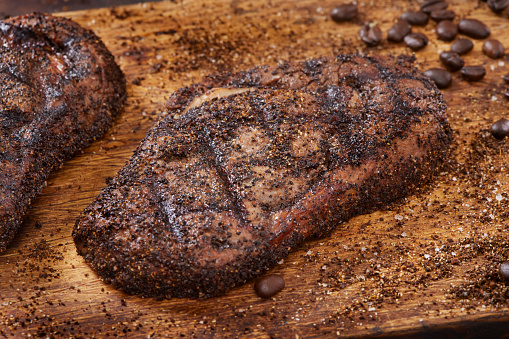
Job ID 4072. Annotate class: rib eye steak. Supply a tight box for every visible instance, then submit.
[73,54,452,298]
[0,13,126,253]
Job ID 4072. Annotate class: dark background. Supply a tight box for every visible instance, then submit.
[0,0,164,17]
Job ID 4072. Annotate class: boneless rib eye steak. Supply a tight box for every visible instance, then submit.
[0,13,126,252]
[73,54,452,298]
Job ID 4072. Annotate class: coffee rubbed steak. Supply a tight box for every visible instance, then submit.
[73,54,452,298]
[0,13,125,252]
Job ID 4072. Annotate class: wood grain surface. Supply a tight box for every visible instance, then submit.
[1,0,509,337]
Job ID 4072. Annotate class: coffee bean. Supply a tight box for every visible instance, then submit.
[451,38,474,55]
[482,39,505,59]
[500,262,509,282]
[401,11,429,26]
[436,20,458,41]
[430,9,456,22]
[439,51,464,71]
[424,68,452,89]
[359,23,383,46]
[503,73,509,83]
[505,88,509,100]
[421,0,448,14]
[461,66,486,81]
[254,274,285,298]
[387,19,412,42]
[404,32,428,51]
[458,19,490,39]
[487,0,509,13]
[331,4,358,23]
[491,118,509,140]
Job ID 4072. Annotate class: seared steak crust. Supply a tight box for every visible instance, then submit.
[73,55,451,298]
[0,13,126,252]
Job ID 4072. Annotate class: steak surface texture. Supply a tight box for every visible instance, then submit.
[0,13,126,252]
[73,55,452,298]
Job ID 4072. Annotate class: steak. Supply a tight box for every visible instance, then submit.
[0,13,126,252]
[73,55,452,298]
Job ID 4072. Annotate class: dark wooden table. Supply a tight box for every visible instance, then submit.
[0,0,162,16]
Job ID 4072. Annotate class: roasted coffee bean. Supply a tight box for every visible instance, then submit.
[254,274,285,298]
[491,118,509,140]
[500,262,509,282]
[421,0,448,14]
[503,73,509,83]
[387,19,412,42]
[505,88,509,100]
[430,9,456,22]
[482,39,505,59]
[404,32,428,51]
[331,4,358,22]
[401,11,429,26]
[458,19,490,39]
[359,23,383,46]
[487,0,509,13]
[424,68,452,89]
[439,51,464,71]
[436,20,458,41]
[451,38,474,55]
[461,65,486,81]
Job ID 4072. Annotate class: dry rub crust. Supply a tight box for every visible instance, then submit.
[73,54,452,299]
[0,13,126,252]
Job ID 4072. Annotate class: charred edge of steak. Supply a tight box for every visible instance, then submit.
[73,54,451,298]
[0,13,126,252]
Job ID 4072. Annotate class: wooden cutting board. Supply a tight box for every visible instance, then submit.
[2,0,509,337]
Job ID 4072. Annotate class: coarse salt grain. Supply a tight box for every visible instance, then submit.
[395,214,404,221]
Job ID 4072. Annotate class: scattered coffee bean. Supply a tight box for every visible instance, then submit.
[458,18,490,39]
[387,19,412,42]
[424,68,452,89]
[482,39,505,59]
[401,11,429,26]
[439,51,464,71]
[404,32,428,51]
[254,274,285,298]
[500,262,509,282]
[461,66,486,81]
[436,20,458,41]
[430,9,456,22]
[331,4,358,23]
[451,38,474,55]
[505,88,509,100]
[491,118,509,140]
[503,73,509,83]
[487,0,509,13]
[421,1,448,14]
[359,22,383,46]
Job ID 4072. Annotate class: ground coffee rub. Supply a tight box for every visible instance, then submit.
[0,13,126,252]
[73,54,452,299]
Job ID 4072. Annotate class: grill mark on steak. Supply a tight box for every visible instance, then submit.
[73,54,452,299]
[0,13,126,252]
